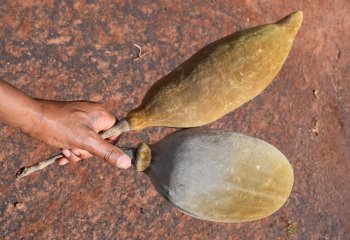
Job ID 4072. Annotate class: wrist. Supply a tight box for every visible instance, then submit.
[0,80,45,136]
[20,98,44,135]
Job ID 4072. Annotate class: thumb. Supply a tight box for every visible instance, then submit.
[83,132,131,169]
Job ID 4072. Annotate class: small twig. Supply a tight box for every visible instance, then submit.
[16,154,63,179]
[330,78,337,93]
[133,44,151,61]
[310,117,319,136]
[329,72,337,93]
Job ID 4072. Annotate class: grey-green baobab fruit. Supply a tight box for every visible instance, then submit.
[101,11,303,139]
[17,128,294,223]
[137,128,293,222]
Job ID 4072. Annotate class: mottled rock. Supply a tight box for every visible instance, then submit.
[0,1,349,239]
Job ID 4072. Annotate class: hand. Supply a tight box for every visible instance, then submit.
[29,100,131,169]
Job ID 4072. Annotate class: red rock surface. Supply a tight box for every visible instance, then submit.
[0,1,349,239]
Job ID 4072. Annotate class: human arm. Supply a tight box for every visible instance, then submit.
[0,80,131,169]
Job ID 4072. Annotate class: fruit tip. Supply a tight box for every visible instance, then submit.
[276,11,303,36]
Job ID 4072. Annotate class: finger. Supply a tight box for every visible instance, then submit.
[71,148,93,160]
[82,133,131,169]
[95,111,117,132]
[57,157,69,165]
[71,149,81,157]
[62,149,81,162]
[67,151,81,162]
[62,148,71,158]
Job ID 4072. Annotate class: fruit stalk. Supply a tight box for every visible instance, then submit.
[16,146,136,179]
[100,118,130,139]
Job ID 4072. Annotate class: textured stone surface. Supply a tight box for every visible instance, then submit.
[0,0,349,239]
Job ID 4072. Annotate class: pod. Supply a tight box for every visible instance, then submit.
[102,11,303,138]
[132,128,293,223]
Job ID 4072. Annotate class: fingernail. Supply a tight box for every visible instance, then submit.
[62,149,71,158]
[117,155,131,169]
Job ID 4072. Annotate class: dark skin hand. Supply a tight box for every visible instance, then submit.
[0,80,131,169]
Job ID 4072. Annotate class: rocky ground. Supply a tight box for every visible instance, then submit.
[0,0,349,239]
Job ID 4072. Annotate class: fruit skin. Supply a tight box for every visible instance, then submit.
[127,11,303,130]
[143,128,293,223]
